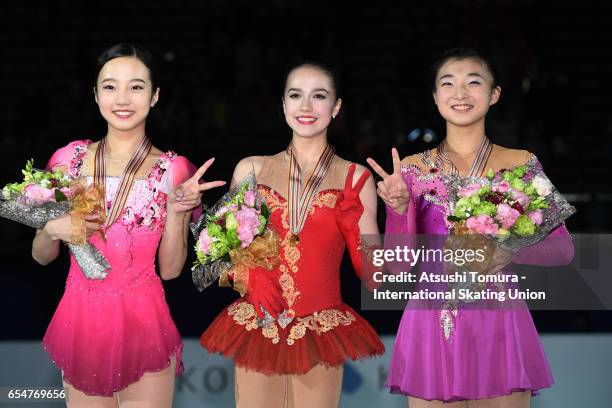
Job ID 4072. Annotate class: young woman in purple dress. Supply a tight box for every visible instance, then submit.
[367,48,574,407]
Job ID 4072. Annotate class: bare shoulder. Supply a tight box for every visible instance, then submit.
[149,145,164,159]
[493,145,532,168]
[400,153,423,166]
[345,162,375,189]
[333,155,371,186]
[233,156,266,183]
[86,140,99,154]
[353,162,371,182]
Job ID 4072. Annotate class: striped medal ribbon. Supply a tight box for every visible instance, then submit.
[287,144,335,245]
[94,136,152,228]
[437,136,493,178]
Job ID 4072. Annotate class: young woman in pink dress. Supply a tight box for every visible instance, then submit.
[32,43,224,407]
[368,48,574,407]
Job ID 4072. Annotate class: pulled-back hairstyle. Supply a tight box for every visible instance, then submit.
[283,61,341,98]
[431,47,497,92]
[95,43,158,89]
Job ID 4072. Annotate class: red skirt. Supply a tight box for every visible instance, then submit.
[200,299,384,375]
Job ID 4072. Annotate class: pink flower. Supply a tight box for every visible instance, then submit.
[59,186,74,198]
[244,190,256,207]
[215,206,229,217]
[465,215,499,235]
[198,229,212,254]
[511,190,531,207]
[235,207,261,248]
[458,183,482,197]
[493,180,510,193]
[495,203,521,229]
[527,209,543,226]
[23,184,54,203]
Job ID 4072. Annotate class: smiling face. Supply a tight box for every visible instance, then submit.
[433,57,500,128]
[95,56,159,134]
[282,65,341,139]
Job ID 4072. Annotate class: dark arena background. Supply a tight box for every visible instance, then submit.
[0,1,610,407]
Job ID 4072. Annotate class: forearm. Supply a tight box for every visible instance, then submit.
[513,224,574,266]
[158,211,190,280]
[32,228,60,265]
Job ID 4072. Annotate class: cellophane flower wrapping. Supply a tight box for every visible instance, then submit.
[0,160,110,279]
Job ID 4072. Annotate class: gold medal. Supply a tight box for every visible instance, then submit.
[287,144,335,247]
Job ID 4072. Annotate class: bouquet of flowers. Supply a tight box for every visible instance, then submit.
[191,173,291,327]
[439,164,575,337]
[0,160,110,279]
[446,164,576,252]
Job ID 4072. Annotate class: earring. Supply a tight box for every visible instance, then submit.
[332,114,336,119]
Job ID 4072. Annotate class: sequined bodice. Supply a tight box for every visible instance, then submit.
[51,140,179,293]
[66,177,166,291]
[401,152,540,234]
[258,184,346,316]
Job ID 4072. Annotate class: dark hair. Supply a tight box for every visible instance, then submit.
[94,43,158,89]
[284,61,341,98]
[431,47,497,92]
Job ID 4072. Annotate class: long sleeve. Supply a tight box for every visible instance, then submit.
[512,158,575,266]
[513,223,574,266]
[384,170,418,274]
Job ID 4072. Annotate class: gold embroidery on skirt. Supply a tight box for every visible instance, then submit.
[287,310,356,345]
[227,302,356,346]
[228,302,280,344]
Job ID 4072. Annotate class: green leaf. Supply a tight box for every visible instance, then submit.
[54,189,67,202]
[261,203,270,219]
[227,229,240,248]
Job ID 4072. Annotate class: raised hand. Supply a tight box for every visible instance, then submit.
[366,147,409,214]
[168,158,226,214]
[335,163,371,227]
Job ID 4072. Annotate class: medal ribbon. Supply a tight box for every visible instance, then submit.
[287,144,335,237]
[94,136,152,228]
[437,136,493,178]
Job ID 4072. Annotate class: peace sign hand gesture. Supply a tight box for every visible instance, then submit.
[366,148,409,215]
[168,158,226,214]
[335,163,371,227]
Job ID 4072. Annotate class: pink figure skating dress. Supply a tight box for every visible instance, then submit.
[41,140,194,396]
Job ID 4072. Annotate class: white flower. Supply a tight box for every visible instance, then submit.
[531,175,552,196]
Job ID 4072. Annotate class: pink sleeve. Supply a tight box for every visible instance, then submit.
[162,155,202,222]
[163,156,196,190]
[513,223,574,266]
[45,140,90,171]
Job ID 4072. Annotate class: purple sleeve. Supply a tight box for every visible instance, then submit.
[384,171,417,234]
[384,170,417,273]
[513,223,574,266]
[512,157,575,266]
